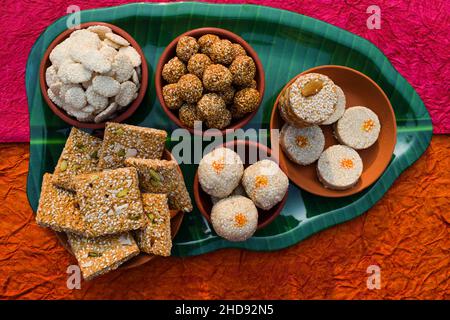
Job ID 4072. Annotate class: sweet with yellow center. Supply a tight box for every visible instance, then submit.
[254,175,268,188]
[362,119,375,132]
[295,135,309,148]
[211,160,225,173]
[234,212,247,228]
[340,158,354,169]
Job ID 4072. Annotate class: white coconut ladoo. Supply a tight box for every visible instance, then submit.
[321,85,346,125]
[317,145,363,190]
[198,147,244,198]
[280,124,325,165]
[242,159,289,211]
[288,73,337,125]
[211,195,258,242]
[335,106,381,150]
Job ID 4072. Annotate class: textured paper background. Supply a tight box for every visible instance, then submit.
[0,137,448,299]
[0,0,449,142]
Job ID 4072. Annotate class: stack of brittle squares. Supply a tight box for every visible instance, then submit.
[36,123,192,281]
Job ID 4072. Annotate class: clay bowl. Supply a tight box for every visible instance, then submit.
[55,148,184,270]
[39,22,148,129]
[155,27,265,136]
[270,65,397,197]
[194,140,288,230]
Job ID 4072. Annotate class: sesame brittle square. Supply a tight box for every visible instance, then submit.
[52,127,102,191]
[135,193,172,257]
[125,158,193,212]
[67,232,139,281]
[74,167,146,237]
[98,122,167,169]
[36,173,86,234]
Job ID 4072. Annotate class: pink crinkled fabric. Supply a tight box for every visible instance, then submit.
[0,0,448,142]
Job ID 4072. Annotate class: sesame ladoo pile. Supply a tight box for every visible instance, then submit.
[36,123,193,281]
[198,147,288,242]
[278,73,381,190]
[46,25,142,123]
[162,34,260,130]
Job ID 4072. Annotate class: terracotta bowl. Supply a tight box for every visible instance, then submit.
[270,65,397,197]
[55,148,184,271]
[39,22,148,129]
[155,27,265,136]
[194,140,288,230]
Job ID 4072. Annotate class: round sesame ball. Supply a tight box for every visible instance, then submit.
[233,88,260,114]
[176,36,199,62]
[230,104,247,120]
[242,159,289,210]
[237,79,257,90]
[203,64,233,92]
[232,43,247,57]
[162,83,183,110]
[216,86,236,105]
[210,39,234,65]
[196,93,226,120]
[177,74,203,103]
[198,147,244,198]
[206,108,232,129]
[198,34,220,56]
[162,57,186,84]
[187,53,212,78]
[229,56,256,86]
[211,195,258,242]
[178,103,201,128]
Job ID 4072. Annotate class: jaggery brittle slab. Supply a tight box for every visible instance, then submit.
[135,193,172,256]
[36,173,86,234]
[125,158,193,212]
[67,232,139,281]
[52,127,102,191]
[74,167,146,237]
[98,122,167,169]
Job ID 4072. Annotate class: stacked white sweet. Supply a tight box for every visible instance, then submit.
[46,25,142,123]
[279,73,381,190]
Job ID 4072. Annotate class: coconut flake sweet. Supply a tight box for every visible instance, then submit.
[317,145,363,190]
[45,25,142,123]
[335,106,381,150]
[321,85,346,125]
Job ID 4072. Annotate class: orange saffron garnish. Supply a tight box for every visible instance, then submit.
[254,175,269,188]
[212,160,225,173]
[234,213,247,228]
[296,135,309,148]
[362,119,375,132]
[340,158,354,169]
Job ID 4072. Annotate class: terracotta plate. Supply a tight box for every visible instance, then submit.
[270,65,397,197]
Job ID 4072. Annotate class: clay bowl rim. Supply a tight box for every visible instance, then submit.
[54,148,184,271]
[39,21,149,130]
[270,64,397,198]
[155,27,266,137]
[193,139,288,231]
